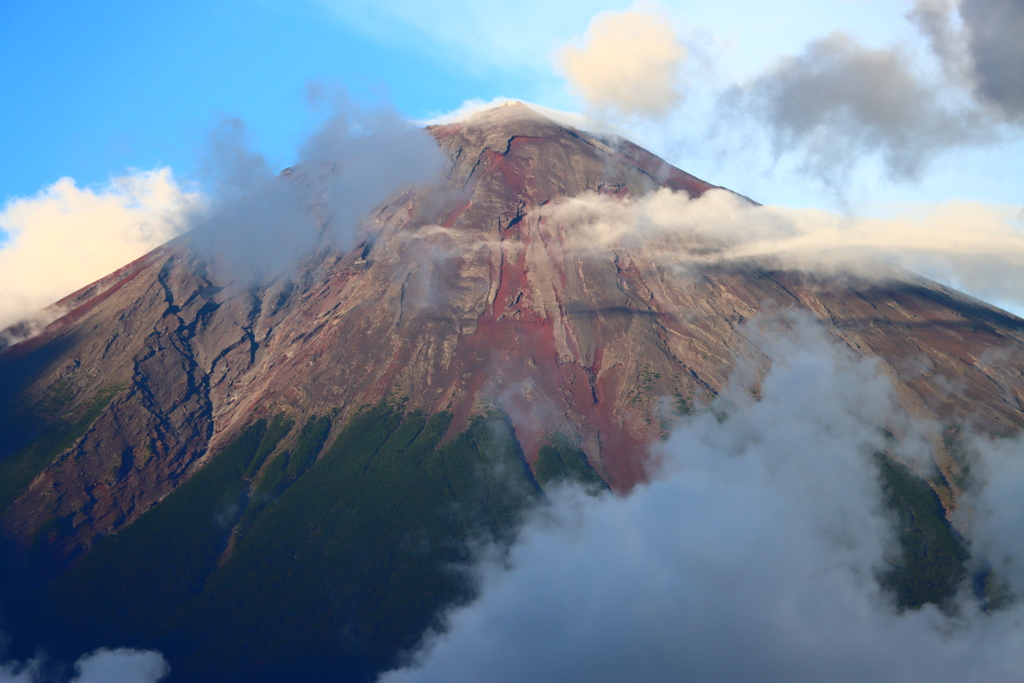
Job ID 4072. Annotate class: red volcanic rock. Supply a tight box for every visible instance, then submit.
[2,103,1024,558]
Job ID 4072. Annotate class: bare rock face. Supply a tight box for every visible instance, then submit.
[3,102,1024,562]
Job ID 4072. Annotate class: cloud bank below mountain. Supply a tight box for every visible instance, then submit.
[382,314,1024,683]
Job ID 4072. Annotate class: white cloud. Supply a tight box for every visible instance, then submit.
[557,5,687,118]
[540,188,1024,313]
[381,314,1024,683]
[0,648,168,683]
[67,649,168,683]
[0,169,202,333]
[193,98,445,281]
[958,430,1024,597]
[418,96,526,125]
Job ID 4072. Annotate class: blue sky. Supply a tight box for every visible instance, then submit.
[2,0,1021,207]
[2,0,1023,327]
[0,1,498,200]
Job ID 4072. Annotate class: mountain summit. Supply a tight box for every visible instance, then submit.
[2,103,1023,681]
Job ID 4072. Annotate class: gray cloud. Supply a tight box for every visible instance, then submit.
[908,0,972,82]
[722,33,990,188]
[711,1,1024,194]
[200,118,276,204]
[191,89,445,280]
[190,118,316,278]
[908,0,1024,121]
[380,314,1024,683]
[960,0,1024,120]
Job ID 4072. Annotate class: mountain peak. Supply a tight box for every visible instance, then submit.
[428,101,719,207]
[3,100,1024,681]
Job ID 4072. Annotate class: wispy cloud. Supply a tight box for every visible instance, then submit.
[540,187,1024,312]
[712,0,1024,196]
[547,1,1023,200]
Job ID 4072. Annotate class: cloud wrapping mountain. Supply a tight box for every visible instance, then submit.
[191,95,445,280]
[958,426,1024,596]
[541,187,1024,310]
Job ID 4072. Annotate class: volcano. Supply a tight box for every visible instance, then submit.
[2,103,1023,681]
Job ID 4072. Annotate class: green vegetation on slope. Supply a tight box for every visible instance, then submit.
[232,414,331,540]
[534,434,608,493]
[254,415,331,501]
[151,401,539,683]
[245,414,296,479]
[672,391,692,416]
[875,453,970,610]
[28,401,538,683]
[36,416,292,652]
[0,384,124,512]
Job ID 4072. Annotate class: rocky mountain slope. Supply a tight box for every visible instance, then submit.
[1,103,1023,681]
